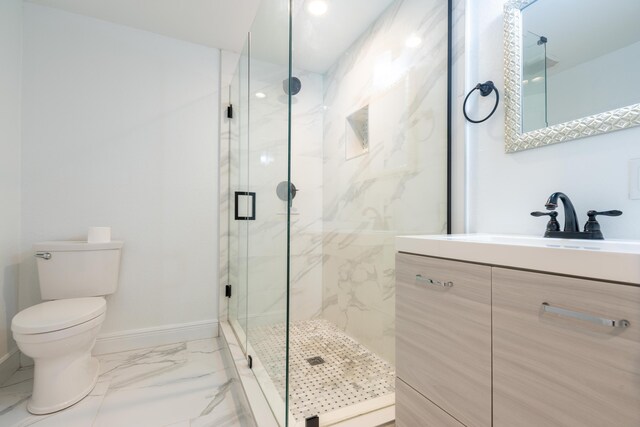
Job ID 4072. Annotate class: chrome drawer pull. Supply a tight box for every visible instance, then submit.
[416,274,453,288]
[34,252,52,260]
[542,302,630,328]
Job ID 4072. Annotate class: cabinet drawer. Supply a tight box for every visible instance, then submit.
[396,253,492,427]
[396,378,464,427]
[493,267,640,427]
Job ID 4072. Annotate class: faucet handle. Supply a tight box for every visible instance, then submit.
[587,210,622,218]
[531,211,560,232]
[531,211,558,217]
[584,210,622,234]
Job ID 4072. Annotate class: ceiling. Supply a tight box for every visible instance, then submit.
[25,0,395,74]
[25,0,262,53]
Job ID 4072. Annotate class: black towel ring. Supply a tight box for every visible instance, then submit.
[463,81,499,124]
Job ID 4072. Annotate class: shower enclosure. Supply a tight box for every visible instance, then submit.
[221,0,450,425]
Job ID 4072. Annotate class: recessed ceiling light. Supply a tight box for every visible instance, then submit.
[405,35,422,48]
[307,0,328,16]
[255,92,266,98]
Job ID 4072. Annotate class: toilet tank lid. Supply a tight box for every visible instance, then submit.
[12,297,106,335]
[33,240,124,252]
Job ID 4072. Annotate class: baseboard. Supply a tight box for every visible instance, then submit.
[92,319,219,355]
[0,348,20,384]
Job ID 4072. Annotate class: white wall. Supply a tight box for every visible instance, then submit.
[464,0,640,240]
[20,4,220,342]
[0,0,22,377]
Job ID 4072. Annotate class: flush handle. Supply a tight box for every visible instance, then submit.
[34,252,52,260]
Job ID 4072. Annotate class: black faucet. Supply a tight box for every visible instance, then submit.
[544,192,579,233]
[531,192,622,240]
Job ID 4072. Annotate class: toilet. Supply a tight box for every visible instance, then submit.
[12,240,123,415]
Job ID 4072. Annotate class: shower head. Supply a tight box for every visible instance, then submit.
[283,77,302,96]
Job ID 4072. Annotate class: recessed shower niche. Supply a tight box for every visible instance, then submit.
[345,105,369,160]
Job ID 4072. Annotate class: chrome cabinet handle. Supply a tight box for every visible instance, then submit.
[416,274,453,288]
[542,302,630,328]
[34,252,52,260]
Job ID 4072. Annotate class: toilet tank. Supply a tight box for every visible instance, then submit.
[34,241,124,300]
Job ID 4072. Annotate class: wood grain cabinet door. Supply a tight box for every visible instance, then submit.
[493,267,640,427]
[396,254,492,427]
[396,379,465,427]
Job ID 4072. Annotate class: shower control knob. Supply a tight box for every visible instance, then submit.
[276,181,298,207]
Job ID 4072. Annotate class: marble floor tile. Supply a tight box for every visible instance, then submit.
[0,338,255,427]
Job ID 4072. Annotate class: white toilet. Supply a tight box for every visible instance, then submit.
[12,240,123,415]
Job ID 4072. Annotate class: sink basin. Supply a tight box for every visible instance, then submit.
[396,234,640,284]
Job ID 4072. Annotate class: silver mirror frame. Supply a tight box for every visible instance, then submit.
[503,0,640,153]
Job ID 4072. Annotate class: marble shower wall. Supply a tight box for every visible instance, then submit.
[246,60,324,326]
[288,70,325,322]
[321,0,449,365]
[244,58,291,328]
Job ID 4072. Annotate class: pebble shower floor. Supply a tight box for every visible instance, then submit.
[250,319,395,422]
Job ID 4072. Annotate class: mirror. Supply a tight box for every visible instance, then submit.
[504,0,640,152]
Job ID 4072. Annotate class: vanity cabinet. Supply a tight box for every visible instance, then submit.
[396,379,465,427]
[396,253,492,427]
[493,267,640,427]
[396,252,640,427]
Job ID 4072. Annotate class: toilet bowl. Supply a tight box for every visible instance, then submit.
[12,297,107,414]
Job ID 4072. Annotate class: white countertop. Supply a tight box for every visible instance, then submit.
[396,234,640,284]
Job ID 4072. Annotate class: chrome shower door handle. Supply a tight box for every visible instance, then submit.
[35,252,52,260]
[416,274,453,288]
[541,302,630,328]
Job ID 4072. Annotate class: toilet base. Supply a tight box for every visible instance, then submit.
[13,309,105,415]
[27,356,100,415]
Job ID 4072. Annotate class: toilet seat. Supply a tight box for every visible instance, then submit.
[12,297,106,335]
[13,312,105,344]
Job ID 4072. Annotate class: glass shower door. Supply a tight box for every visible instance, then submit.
[228,41,250,354]
[227,0,293,424]
[245,0,292,423]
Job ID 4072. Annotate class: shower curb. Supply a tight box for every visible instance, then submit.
[220,321,279,427]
